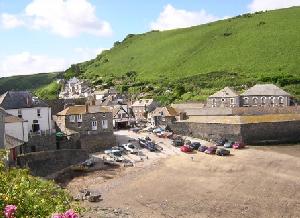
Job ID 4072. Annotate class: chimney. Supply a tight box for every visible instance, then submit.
[85,104,89,113]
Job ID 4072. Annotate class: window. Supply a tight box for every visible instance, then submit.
[279,96,284,106]
[77,114,82,122]
[118,114,122,119]
[243,97,249,105]
[92,121,97,130]
[230,98,235,104]
[37,109,41,117]
[270,96,275,106]
[212,99,216,107]
[18,109,22,118]
[102,113,106,118]
[69,115,75,123]
[261,97,266,105]
[252,97,258,106]
[102,120,108,129]
[221,98,225,102]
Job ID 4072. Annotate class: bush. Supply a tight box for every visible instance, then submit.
[0,150,77,217]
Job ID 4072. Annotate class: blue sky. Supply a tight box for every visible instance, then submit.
[0,0,299,77]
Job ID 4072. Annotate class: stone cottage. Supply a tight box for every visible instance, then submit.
[207,87,240,108]
[240,84,291,107]
[131,99,159,122]
[150,106,179,126]
[56,105,115,152]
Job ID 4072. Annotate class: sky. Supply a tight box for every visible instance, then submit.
[0,0,300,77]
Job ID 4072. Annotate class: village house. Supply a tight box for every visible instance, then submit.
[0,91,53,134]
[59,77,92,99]
[207,87,240,108]
[112,104,134,129]
[150,106,180,126]
[55,104,115,152]
[131,99,159,122]
[240,84,291,107]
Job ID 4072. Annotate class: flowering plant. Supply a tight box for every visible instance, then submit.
[52,209,79,218]
[4,205,17,218]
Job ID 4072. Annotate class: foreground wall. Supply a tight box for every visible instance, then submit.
[17,149,88,177]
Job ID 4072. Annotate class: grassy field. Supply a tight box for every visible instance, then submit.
[1,7,300,103]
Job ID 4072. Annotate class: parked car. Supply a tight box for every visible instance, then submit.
[172,139,184,147]
[224,141,234,148]
[190,142,201,150]
[198,145,208,152]
[184,140,192,146]
[124,143,139,154]
[216,139,228,146]
[216,148,230,156]
[180,145,192,153]
[233,142,245,149]
[112,146,126,153]
[145,141,156,152]
[204,146,217,154]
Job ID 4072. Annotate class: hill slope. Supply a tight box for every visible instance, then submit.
[1,7,300,103]
[74,7,300,103]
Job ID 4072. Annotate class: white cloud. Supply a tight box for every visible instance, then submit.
[0,48,105,77]
[150,4,219,31]
[248,0,300,12]
[0,52,69,77]
[1,0,112,37]
[1,13,24,29]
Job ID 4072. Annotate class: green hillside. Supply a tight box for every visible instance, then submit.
[0,73,59,94]
[1,7,300,104]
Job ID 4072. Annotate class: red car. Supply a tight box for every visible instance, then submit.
[204,146,217,154]
[180,145,192,153]
[232,142,245,149]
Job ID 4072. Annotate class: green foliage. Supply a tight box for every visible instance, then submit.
[0,73,58,95]
[35,81,61,100]
[0,150,76,217]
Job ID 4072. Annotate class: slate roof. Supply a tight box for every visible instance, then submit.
[152,107,179,117]
[57,105,110,116]
[132,99,154,107]
[241,84,291,96]
[5,134,24,149]
[0,91,48,110]
[209,87,239,98]
[5,113,26,123]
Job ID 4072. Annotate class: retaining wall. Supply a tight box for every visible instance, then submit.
[17,149,88,177]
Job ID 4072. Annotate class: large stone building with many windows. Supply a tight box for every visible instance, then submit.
[207,84,291,108]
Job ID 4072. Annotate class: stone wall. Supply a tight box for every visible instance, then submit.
[186,106,300,117]
[169,119,300,145]
[80,132,116,153]
[24,134,57,153]
[241,121,300,144]
[17,149,89,177]
[169,122,241,142]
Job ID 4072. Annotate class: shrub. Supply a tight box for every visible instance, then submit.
[0,150,77,217]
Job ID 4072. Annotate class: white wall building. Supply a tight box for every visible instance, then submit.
[0,91,52,134]
[5,113,29,142]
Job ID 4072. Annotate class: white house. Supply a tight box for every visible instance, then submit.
[0,91,52,134]
[59,77,92,99]
[5,113,29,142]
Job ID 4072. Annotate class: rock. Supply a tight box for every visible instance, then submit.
[74,193,84,201]
[88,193,102,202]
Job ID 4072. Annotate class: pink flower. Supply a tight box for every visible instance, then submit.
[64,209,79,218]
[4,205,17,218]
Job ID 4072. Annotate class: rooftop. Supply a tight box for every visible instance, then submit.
[209,87,239,98]
[57,105,110,116]
[132,99,154,107]
[241,84,291,96]
[0,91,48,110]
